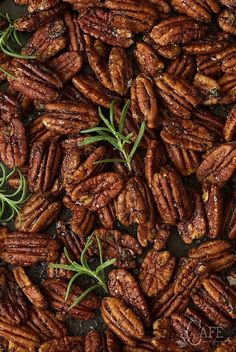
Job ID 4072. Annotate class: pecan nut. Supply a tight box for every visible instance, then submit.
[27,116,56,146]
[171,0,220,23]
[0,92,22,122]
[28,0,60,12]
[134,43,165,77]
[48,51,83,82]
[183,32,230,56]
[202,184,223,238]
[224,104,236,141]
[85,330,121,352]
[39,336,84,352]
[218,8,236,35]
[193,73,220,105]
[166,55,196,81]
[214,336,236,352]
[145,139,168,186]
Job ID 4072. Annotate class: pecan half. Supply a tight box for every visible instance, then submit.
[218,73,236,104]
[197,143,236,186]
[202,184,223,238]
[96,203,115,229]
[0,54,12,83]
[150,16,207,46]
[166,55,196,81]
[108,269,151,327]
[43,279,100,320]
[151,166,192,225]
[192,108,224,138]
[222,193,236,240]
[49,51,83,82]
[139,250,176,297]
[134,43,165,77]
[0,119,27,168]
[224,104,236,141]
[193,73,220,104]
[183,32,230,56]
[165,145,201,176]
[171,0,220,23]
[101,297,145,347]
[218,8,236,35]
[144,139,168,186]
[15,193,61,233]
[39,336,84,352]
[47,252,73,280]
[0,92,22,122]
[154,73,201,119]
[27,116,56,146]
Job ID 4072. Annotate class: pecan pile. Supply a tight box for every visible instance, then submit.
[0,0,235,350]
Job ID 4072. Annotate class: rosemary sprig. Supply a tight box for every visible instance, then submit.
[0,163,28,224]
[79,100,146,172]
[50,233,116,308]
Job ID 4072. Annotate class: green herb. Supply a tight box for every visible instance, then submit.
[0,12,36,59]
[50,233,116,308]
[0,163,28,224]
[79,100,146,172]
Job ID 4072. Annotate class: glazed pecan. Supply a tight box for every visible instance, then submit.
[197,143,236,186]
[161,117,214,151]
[71,172,124,211]
[131,74,159,130]
[202,184,223,238]
[193,73,220,104]
[39,336,84,352]
[41,101,99,135]
[95,228,142,268]
[171,0,220,23]
[139,250,175,297]
[47,252,73,280]
[218,8,236,35]
[78,8,134,48]
[43,279,100,320]
[192,108,224,138]
[143,32,181,59]
[145,139,168,186]
[165,145,201,176]
[69,0,104,10]
[0,230,60,266]
[96,203,115,229]
[108,269,151,327]
[13,266,47,309]
[152,223,171,251]
[0,54,11,83]
[224,104,236,141]
[177,190,207,244]
[166,55,196,81]
[150,16,207,46]
[0,119,27,168]
[222,193,236,240]
[215,337,236,352]
[85,330,121,352]
[15,193,61,233]
[48,51,83,82]
[64,11,85,52]
[218,73,236,104]
[0,268,28,325]
[22,19,67,61]
[28,0,60,12]
[151,167,192,225]
[154,73,201,119]
[27,307,68,342]
[27,116,56,146]
[101,297,145,347]
[134,43,165,77]
[0,92,21,122]
[9,59,62,103]
[189,240,235,273]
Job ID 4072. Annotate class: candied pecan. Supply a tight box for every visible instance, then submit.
[189,240,235,273]
[97,203,115,229]
[215,337,236,352]
[202,184,223,238]
[154,73,201,119]
[139,250,175,297]
[9,59,62,103]
[85,330,121,352]
[78,8,134,48]
[183,32,230,56]
[14,3,68,32]
[71,172,124,211]
[101,297,144,347]
[149,0,171,14]
[171,313,212,352]
[27,307,68,342]
[48,51,83,82]
[192,108,224,138]
[193,73,220,104]
[27,116,56,146]
[197,143,236,186]
[177,190,207,244]
[166,145,201,176]
[47,252,73,280]
[218,8,236,35]
[134,43,165,77]
[151,166,192,225]
[0,54,11,83]
[222,194,236,240]
[22,19,67,61]
[94,228,142,268]
[39,336,84,352]
[42,101,99,135]
[171,0,220,23]
[64,11,85,52]
[224,104,236,142]
[15,193,61,233]
[43,279,100,320]
[28,0,60,12]
[197,52,223,78]
[0,230,60,266]
[161,117,214,152]
[0,268,28,325]
[0,92,21,122]
[144,139,167,187]
[166,55,196,81]
[150,16,208,46]
[218,73,236,104]
[152,223,171,251]
[108,269,151,327]
[131,74,159,130]
[13,266,47,309]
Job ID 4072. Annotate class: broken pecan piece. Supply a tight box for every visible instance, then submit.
[171,0,220,23]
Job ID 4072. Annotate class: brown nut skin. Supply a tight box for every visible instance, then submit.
[0,230,60,266]
[166,55,196,81]
[13,266,47,309]
[202,184,223,238]
[154,73,201,119]
[48,51,83,83]
[38,336,84,352]
[71,172,124,211]
[139,250,176,297]
[171,0,220,23]
[101,297,145,347]
[43,279,100,321]
[166,144,201,176]
[78,8,134,48]
[0,92,22,122]
[15,193,61,233]
[197,143,236,186]
[218,8,236,35]
[134,43,165,77]
[224,104,236,141]
[0,119,27,169]
[131,74,159,130]
[151,167,192,225]
[85,330,121,352]
[41,101,99,135]
[214,336,236,352]
[150,16,208,46]
[108,269,151,327]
